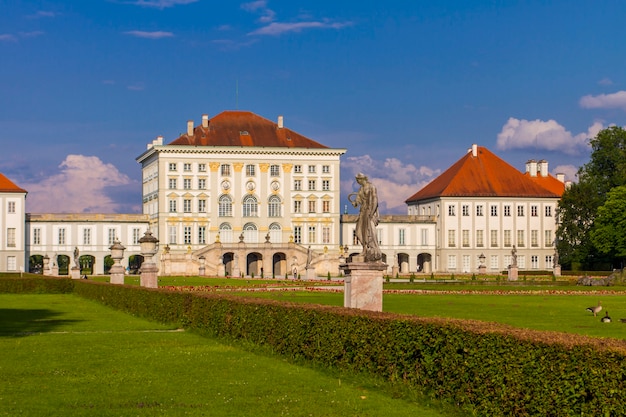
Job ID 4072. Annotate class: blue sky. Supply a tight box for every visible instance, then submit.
[2,0,626,214]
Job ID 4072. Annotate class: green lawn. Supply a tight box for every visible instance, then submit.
[0,294,452,417]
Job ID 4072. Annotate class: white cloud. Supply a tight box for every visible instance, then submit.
[496,117,602,155]
[27,11,58,18]
[552,164,579,183]
[579,91,626,111]
[598,77,613,86]
[124,30,174,39]
[23,155,134,213]
[127,0,198,8]
[0,34,18,42]
[342,155,439,214]
[249,20,352,36]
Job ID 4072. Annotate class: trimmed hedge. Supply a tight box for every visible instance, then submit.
[4,277,626,416]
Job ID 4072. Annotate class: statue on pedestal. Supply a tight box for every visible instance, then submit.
[348,173,382,262]
[73,247,80,268]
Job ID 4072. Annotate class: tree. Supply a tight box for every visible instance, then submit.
[590,185,626,267]
[556,126,626,270]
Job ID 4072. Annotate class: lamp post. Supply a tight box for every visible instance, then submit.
[138,230,159,288]
[109,240,126,284]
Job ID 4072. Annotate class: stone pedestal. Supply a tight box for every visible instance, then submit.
[51,265,59,276]
[478,265,487,275]
[140,263,158,288]
[110,264,125,285]
[43,256,51,276]
[71,266,81,279]
[508,265,518,281]
[340,258,387,312]
[391,265,399,278]
[305,267,317,280]
[553,265,561,277]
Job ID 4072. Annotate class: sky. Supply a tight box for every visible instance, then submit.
[2,0,626,215]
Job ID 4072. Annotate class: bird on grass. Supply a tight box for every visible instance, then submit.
[586,301,602,317]
[601,311,611,323]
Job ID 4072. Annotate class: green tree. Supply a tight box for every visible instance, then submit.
[591,185,626,267]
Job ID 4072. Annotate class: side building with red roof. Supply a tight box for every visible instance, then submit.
[136,111,347,277]
[404,144,566,274]
[0,173,27,272]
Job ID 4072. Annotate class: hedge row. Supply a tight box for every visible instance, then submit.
[5,277,626,416]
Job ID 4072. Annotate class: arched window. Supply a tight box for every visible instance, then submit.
[243,223,258,243]
[269,222,282,243]
[219,223,233,243]
[219,195,232,217]
[243,195,258,217]
[268,195,281,217]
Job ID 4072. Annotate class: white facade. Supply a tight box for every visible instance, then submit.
[0,189,26,272]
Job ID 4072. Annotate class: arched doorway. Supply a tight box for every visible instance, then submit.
[223,252,234,276]
[128,254,144,274]
[29,255,44,274]
[79,255,95,275]
[417,253,432,273]
[247,252,262,277]
[57,254,70,275]
[397,253,410,273]
[272,252,287,277]
[104,255,113,274]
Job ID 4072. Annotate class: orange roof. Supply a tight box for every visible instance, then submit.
[405,146,563,203]
[168,111,329,149]
[0,172,26,194]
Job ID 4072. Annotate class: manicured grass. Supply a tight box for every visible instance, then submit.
[0,294,451,417]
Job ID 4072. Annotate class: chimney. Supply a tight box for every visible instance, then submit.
[277,115,284,129]
[187,120,194,136]
[538,159,548,177]
[156,135,163,145]
[471,144,478,157]
[201,114,209,128]
[556,173,565,183]
[526,159,537,177]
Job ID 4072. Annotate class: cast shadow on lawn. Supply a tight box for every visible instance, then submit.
[0,308,83,337]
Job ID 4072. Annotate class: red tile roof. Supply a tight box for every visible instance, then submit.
[405,146,564,203]
[0,172,26,194]
[168,111,329,149]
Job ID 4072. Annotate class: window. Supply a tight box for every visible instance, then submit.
[517,206,525,216]
[322,180,330,191]
[504,205,511,217]
[218,195,232,217]
[33,228,41,245]
[132,228,141,245]
[476,230,484,247]
[183,199,192,213]
[490,255,499,270]
[108,228,117,245]
[83,228,91,245]
[308,165,316,173]
[518,255,526,269]
[531,230,538,247]
[476,205,484,216]
[168,178,177,189]
[294,200,302,213]
[448,205,456,216]
[545,230,553,247]
[462,205,470,216]
[490,205,498,216]
[531,205,538,217]
[269,223,282,243]
[7,228,16,247]
[7,256,16,271]
[294,165,302,173]
[545,255,553,268]
[219,223,233,243]
[183,178,192,190]
[545,206,552,217]
[399,229,406,245]
[169,199,177,213]
[308,226,316,244]
[270,165,280,176]
[490,230,498,247]
[448,230,456,247]
[198,226,206,244]
[322,165,330,174]
[58,228,66,245]
[462,255,470,273]
[268,195,281,217]
[322,200,330,213]
[308,180,316,191]
[221,164,231,176]
[294,180,302,191]
[294,226,302,244]
[462,230,469,247]
[504,230,511,247]
[531,255,538,269]
[184,226,192,244]
[198,163,206,172]
[7,201,15,213]
[447,255,457,270]
[308,200,316,213]
[184,163,191,172]
[517,230,525,247]
[421,229,428,246]
[198,199,206,213]
[198,178,206,189]
[245,164,255,176]
[168,163,177,171]
[243,195,258,217]
[168,226,177,244]
[322,226,331,244]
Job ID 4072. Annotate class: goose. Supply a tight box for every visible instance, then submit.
[601,311,611,323]
[586,301,602,317]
